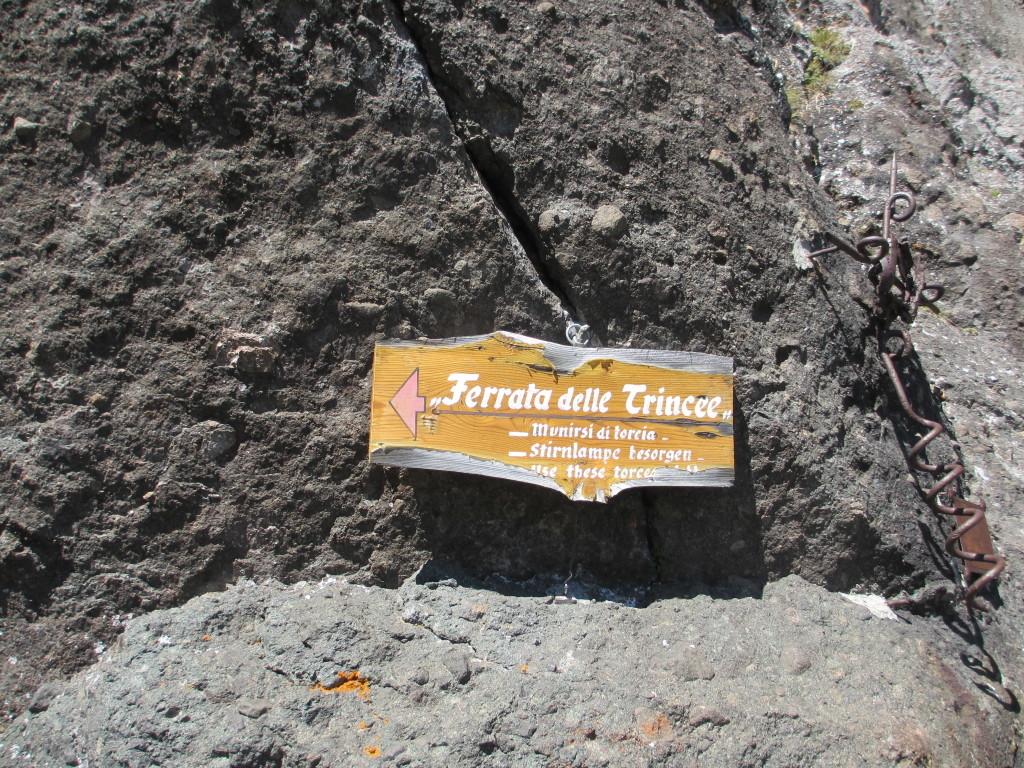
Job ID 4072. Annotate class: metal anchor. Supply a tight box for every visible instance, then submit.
[813,153,1004,610]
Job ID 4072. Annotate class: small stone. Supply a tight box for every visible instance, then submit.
[538,208,563,234]
[669,643,715,681]
[27,682,61,713]
[688,705,730,727]
[779,645,812,675]
[792,239,814,271]
[708,148,735,173]
[443,651,472,684]
[215,331,280,374]
[706,222,729,244]
[477,736,499,752]
[535,1,557,17]
[194,421,237,461]
[314,668,340,687]
[236,699,271,718]
[0,529,21,561]
[591,204,628,238]
[995,213,1024,234]
[511,722,537,739]
[68,118,93,143]
[344,301,385,320]
[533,736,562,756]
[234,346,275,372]
[88,393,110,411]
[203,686,234,704]
[26,339,55,367]
[423,287,457,313]
[993,122,1018,141]
[13,117,41,142]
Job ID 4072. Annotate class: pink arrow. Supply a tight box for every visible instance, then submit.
[389,369,425,438]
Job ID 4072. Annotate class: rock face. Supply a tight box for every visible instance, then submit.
[0,0,1021,752]
[748,0,1024,723]
[0,573,1017,768]
[0,0,562,713]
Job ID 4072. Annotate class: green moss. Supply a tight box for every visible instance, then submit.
[787,87,807,116]
[788,26,852,122]
[804,68,833,98]
[847,98,864,110]
[808,27,852,69]
[804,27,851,93]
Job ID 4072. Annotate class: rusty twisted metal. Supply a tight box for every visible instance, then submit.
[812,154,1004,611]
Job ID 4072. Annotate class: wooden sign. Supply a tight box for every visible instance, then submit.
[369,332,733,502]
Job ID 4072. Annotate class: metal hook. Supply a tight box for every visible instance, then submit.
[564,310,591,347]
[814,151,1003,611]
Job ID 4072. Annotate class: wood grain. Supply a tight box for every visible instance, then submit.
[370,333,734,502]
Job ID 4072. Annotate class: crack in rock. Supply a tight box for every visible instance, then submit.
[386,0,584,326]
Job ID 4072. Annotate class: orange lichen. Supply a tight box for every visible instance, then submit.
[358,721,369,730]
[310,671,372,701]
[202,635,211,641]
[639,714,672,739]
[363,746,381,758]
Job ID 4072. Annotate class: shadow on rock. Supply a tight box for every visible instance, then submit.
[412,557,765,608]
[406,400,766,595]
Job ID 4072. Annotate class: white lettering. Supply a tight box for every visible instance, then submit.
[481,386,498,407]
[557,387,574,411]
[523,383,539,409]
[442,373,479,406]
[622,384,646,414]
[567,464,607,479]
[535,389,552,410]
[493,387,513,408]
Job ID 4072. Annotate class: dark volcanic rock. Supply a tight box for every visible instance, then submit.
[0,0,562,715]
[397,0,935,588]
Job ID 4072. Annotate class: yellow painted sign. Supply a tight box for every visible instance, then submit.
[369,332,734,502]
